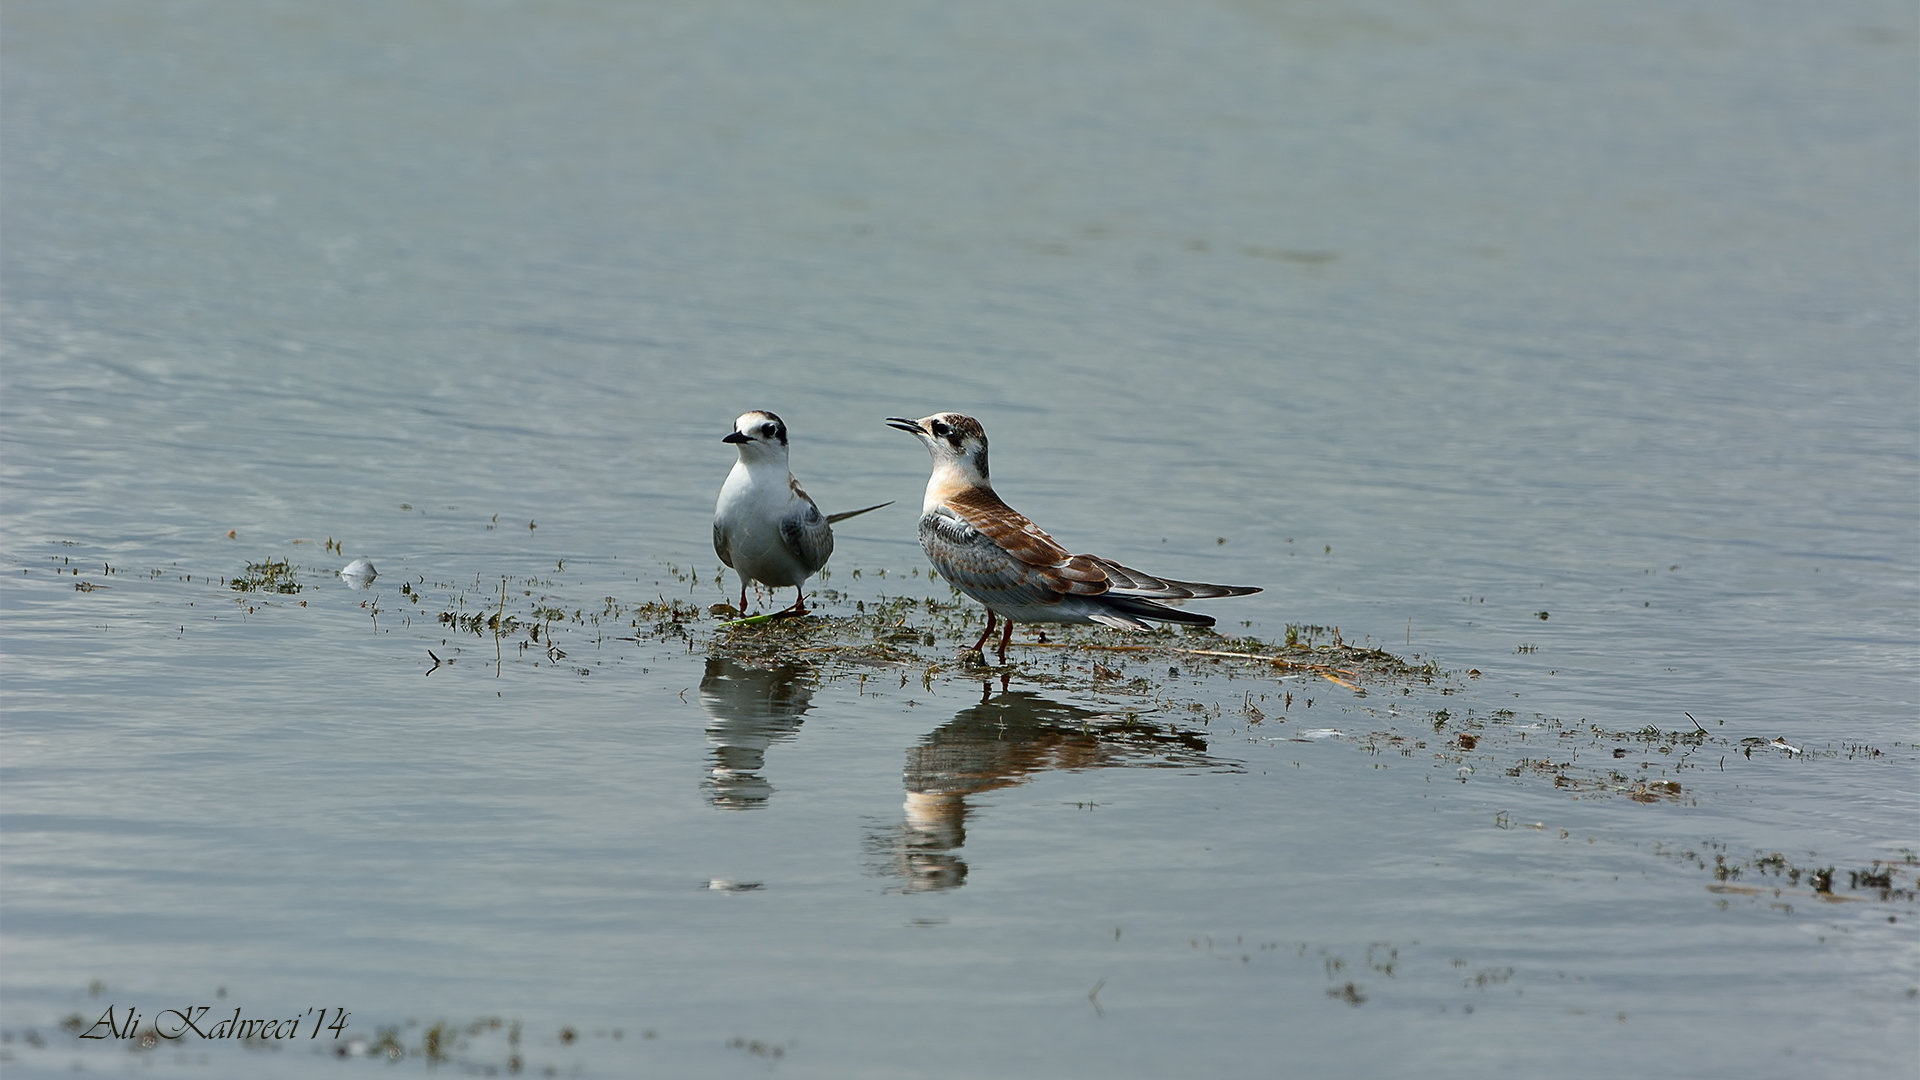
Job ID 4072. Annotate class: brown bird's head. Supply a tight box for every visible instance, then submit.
[887,412,990,487]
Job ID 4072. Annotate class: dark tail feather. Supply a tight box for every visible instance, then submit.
[1099,595,1218,627]
[826,501,893,525]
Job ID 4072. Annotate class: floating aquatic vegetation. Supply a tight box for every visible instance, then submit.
[229,558,300,593]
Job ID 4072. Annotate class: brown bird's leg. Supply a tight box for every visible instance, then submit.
[969,608,998,655]
[996,618,1014,665]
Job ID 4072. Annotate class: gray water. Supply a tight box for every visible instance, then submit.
[3,1,1916,1076]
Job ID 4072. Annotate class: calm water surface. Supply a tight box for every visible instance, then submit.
[3,1,1915,1076]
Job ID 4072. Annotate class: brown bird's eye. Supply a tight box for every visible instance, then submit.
[761,424,777,437]
[930,420,950,436]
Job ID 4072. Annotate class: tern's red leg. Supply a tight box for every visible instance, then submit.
[738,583,747,613]
[969,609,998,654]
[996,618,1014,664]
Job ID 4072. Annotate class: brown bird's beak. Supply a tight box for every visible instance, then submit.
[722,430,751,444]
[885,416,925,435]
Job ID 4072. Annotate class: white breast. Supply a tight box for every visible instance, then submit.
[715,460,814,587]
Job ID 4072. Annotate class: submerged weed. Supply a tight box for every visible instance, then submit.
[1658,845,1918,905]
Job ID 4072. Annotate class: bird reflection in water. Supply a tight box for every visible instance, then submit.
[698,657,814,810]
[869,680,1229,891]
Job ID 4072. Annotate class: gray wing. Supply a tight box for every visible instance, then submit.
[918,510,1064,610]
[1087,557,1261,600]
[779,499,835,575]
[713,515,733,568]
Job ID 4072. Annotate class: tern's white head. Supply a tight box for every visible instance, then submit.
[724,410,790,466]
[886,412,991,489]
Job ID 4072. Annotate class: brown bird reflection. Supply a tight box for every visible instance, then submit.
[698,657,814,810]
[868,686,1233,892]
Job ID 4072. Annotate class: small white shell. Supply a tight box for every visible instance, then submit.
[339,558,377,586]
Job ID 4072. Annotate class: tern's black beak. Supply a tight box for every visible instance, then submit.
[722,430,751,444]
[885,417,925,435]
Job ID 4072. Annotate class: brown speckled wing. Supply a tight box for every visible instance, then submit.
[918,510,1065,610]
[942,487,1110,596]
